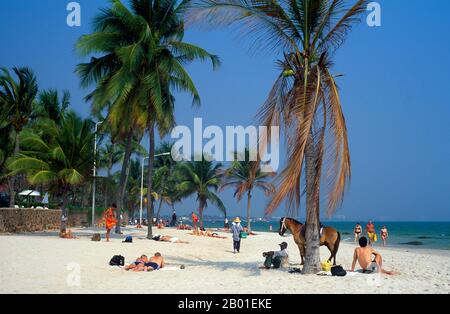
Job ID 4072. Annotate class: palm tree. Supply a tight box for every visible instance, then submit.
[176,156,226,228]
[33,89,70,125]
[99,143,124,208]
[0,67,39,207]
[7,111,94,232]
[188,0,367,273]
[153,142,179,221]
[77,0,220,239]
[222,150,275,233]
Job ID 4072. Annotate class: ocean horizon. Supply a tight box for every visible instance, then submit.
[192,219,450,251]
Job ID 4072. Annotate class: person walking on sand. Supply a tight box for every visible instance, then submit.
[380,225,389,246]
[103,204,117,242]
[191,212,199,229]
[365,220,377,245]
[231,217,244,253]
[354,223,362,243]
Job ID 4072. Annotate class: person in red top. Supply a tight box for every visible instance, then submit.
[365,220,377,245]
[103,204,118,242]
[191,212,199,229]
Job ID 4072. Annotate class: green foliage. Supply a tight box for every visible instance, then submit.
[7,111,94,195]
[176,155,227,221]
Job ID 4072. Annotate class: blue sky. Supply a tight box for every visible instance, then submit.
[1,0,450,221]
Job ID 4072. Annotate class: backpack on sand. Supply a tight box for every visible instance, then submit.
[122,236,133,243]
[109,255,125,267]
[331,265,347,277]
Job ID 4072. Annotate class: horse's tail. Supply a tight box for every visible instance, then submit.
[332,231,341,261]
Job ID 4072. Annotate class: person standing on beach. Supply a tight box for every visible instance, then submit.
[103,204,117,242]
[171,210,177,227]
[191,212,199,229]
[354,223,362,243]
[231,217,244,253]
[365,220,377,245]
[380,225,389,246]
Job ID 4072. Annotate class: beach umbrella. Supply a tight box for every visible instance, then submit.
[42,193,49,204]
[18,190,41,197]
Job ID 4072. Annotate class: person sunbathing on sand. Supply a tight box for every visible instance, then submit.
[152,235,189,244]
[190,228,227,239]
[143,252,165,271]
[125,255,148,271]
[351,237,395,275]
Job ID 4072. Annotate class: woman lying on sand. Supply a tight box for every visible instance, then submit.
[190,228,227,239]
[125,255,148,271]
[152,235,189,244]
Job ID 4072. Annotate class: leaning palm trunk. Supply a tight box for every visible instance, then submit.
[116,132,133,233]
[146,122,156,239]
[155,198,163,223]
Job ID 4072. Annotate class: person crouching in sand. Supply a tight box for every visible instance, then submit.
[260,242,289,270]
[351,237,395,275]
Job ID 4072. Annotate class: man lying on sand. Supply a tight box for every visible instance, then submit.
[351,237,394,275]
[143,252,165,271]
[125,255,148,271]
[152,235,189,244]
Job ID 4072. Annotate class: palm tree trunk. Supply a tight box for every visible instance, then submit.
[247,191,252,233]
[60,192,69,233]
[302,133,322,274]
[197,196,206,228]
[146,121,156,239]
[105,165,112,209]
[156,198,163,223]
[116,132,133,233]
[9,133,21,207]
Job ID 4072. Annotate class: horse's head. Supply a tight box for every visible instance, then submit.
[279,217,288,236]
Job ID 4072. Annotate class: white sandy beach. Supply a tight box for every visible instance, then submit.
[1,226,449,294]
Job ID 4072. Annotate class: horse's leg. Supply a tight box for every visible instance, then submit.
[299,244,305,265]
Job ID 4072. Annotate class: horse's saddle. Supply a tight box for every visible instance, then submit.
[300,223,325,239]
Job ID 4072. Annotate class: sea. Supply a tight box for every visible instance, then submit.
[198,220,450,251]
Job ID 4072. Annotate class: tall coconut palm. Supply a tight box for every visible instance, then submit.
[0,67,39,207]
[7,111,94,232]
[188,0,367,273]
[222,149,275,232]
[77,0,220,238]
[176,156,226,228]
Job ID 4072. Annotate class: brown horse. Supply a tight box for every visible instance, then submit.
[279,217,341,265]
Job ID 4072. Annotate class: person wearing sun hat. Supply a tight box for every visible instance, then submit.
[231,217,244,253]
[261,242,289,269]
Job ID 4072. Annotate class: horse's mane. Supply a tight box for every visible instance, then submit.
[284,217,303,225]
